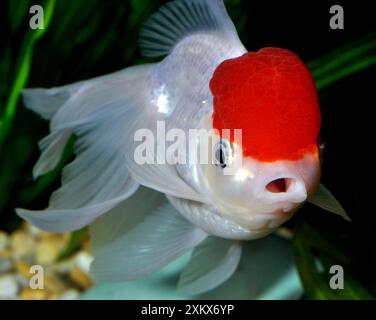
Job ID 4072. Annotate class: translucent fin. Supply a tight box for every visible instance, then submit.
[23,83,88,177]
[17,65,155,231]
[81,235,303,299]
[178,237,242,296]
[16,185,138,232]
[22,83,88,120]
[124,102,205,203]
[197,236,303,299]
[308,183,351,221]
[33,130,71,178]
[24,65,151,177]
[90,186,166,248]
[126,138,205,203]
[22,67,132,120]
[90,198,207,282]
[49,106,136,211]
[127,162,205,203]
[139,0,241,57]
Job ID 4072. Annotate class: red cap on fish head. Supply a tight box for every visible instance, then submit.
[210,47,321,162]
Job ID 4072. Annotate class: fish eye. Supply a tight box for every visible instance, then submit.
[214,139,232,169]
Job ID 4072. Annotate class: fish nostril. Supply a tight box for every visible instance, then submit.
[266,178,294,193]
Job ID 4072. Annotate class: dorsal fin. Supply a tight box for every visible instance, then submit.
[139,0,240,57]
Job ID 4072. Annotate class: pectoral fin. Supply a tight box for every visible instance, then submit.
[90,193,207,282]
[308,183,351,221]
[177,237,242,296]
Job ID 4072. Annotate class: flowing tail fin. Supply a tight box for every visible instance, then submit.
[17,65,155,232]
[90,187,208,282]
[178,237,242,296]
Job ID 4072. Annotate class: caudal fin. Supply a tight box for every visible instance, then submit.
[22,81,89,120]
[17,65,155,232]
[90,187,208,282]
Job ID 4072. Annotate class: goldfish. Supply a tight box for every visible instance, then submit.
[17,0,350,296]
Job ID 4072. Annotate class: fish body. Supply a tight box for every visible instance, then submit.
[17,0,349,295]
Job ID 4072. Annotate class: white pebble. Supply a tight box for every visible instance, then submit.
[0,231,9,251]
[75,251,93,273]
[0,275,19,299]
[0,257,12,273]
[60,289,80,300]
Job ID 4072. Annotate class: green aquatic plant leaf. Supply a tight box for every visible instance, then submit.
[315,56,376,90]
[0,47,12,105]
[58,227,88,261]
[293,221,336,299]
[0,0,56,151]
[293,219,374,300]
[7,0,32,32]
[308,31,376,90]
[0,134,35,214]
[307,31,376,71]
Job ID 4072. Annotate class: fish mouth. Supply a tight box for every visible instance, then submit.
[266,177,295,193]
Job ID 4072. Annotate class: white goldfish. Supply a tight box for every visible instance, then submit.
[17,0,350,296]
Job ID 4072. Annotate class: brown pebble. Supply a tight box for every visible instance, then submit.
[0,248,12,259]
[44,272,68,294]
[69,267,92,289]
[15,261,32,279]
[35,239,65,265]
[0,231,9,251]
[10,231,36,259]
[19,287,49,300]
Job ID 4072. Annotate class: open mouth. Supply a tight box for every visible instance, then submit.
[266,178,294,193]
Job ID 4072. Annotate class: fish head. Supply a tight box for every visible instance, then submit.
[197,47,321,233]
